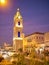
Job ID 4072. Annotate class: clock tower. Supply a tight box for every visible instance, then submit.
[13,8,23,52]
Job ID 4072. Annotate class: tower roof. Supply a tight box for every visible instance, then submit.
[16,8,20,16]
[14,8,22,20]
[17,8,20,11]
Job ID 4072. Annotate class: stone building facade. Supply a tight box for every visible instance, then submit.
[13,8,49,52]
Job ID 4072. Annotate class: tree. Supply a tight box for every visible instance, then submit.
[30,48,37,65]
[17,53,26,65]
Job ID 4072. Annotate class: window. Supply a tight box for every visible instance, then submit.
[42,37,44,40]
[18,32,20,37]
[27,38,32,42]
[18,22,20,25]
[36,36,38,39]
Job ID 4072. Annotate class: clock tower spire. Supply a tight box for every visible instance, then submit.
[13,8,23,52]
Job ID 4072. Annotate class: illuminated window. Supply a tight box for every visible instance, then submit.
[18,22,20,25]
[18,32,20,37]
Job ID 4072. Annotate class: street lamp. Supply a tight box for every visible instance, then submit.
[0,0,5,3]
[0,0,7,7]
[0,0,5,4]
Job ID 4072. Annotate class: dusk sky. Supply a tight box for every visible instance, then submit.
[0,0,49,45]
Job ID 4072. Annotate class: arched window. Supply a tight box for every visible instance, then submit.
[18,22,20,25]
[18,32,20,37]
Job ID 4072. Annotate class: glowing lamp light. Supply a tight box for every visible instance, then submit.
[0,0,6,5]
[0,0,7,7]
[0,0,5,3]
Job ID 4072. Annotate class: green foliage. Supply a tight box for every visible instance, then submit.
[17,53,26,65]
[29,48,49,65]
[11,53,26,65]
[0,48,49,65]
